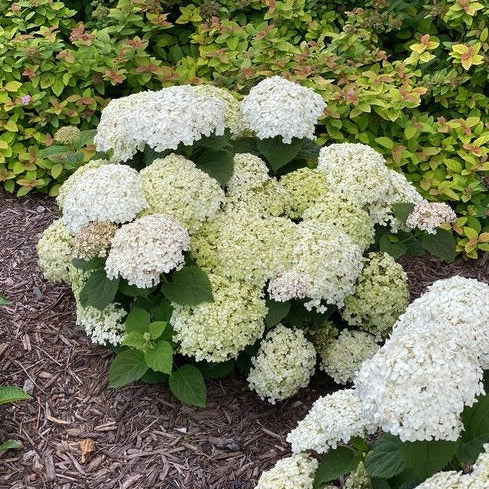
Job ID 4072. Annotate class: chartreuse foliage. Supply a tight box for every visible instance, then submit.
[1,0,488,257]
[313,376,489,488]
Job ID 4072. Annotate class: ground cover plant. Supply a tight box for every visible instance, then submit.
[1,0,489,257]
[37,78,457,415]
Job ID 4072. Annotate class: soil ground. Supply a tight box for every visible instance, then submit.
[0,189,487,489]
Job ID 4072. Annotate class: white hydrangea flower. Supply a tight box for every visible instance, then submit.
[139,154,225,232]
[287,389,377,454]
[345,462,372,489]
[471,443,489,482]
[216,211,299,287]
[56,159,110,209]
[406,200,457,234]
[317,143,423,227]
[302,198,375,250]
[268,271,308,302]
[342,252,410,338]
[255,453,318,489]
[171,274,267,362]
[241,76,326,143]
[193,84,247,137]
[247,325,317,404]
[226,153,271,196]
[62,164,148,233]
[94,86,228,161]
[280,167,330,218]
[413,471,468,489]
[37,219,74,284]
[105,215,190,288]
[392,276,489,366]
[320,330,379,385]
[290,221,364,310]
[355,321,484,442]
[70,267,126,346]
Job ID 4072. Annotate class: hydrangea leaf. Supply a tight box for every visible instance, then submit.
[169,364,206,407]
[265,300,291,328]
[421,229,456,263]
[379,235,408,260]
[125,307,151,334]
[365,434,407,479]
[458,392,489,464]
[194,149,235,186]
[0,386,32,405]
[143,340,173,374]
[392,202,416,225]
[108,350,148,388]
[313,446,360,488]
[0,293,10,306]
[79,269,119,310]
[122,332,147,350]
[0,439,22,454]
[162,264,213,305]
[257,136,302,173]
[399,439,459,480]
[195,360,234,379]
[149,321,167,340]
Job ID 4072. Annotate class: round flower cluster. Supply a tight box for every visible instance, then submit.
[345,462,372,489]
[72,221,118,260]
[226,153,271,195]
[279,168,330,218]
[56,159,109,209]
[247,325,317,404]
[94,86,229,161]
[37,219,74,284]
[342,252,410,338]
[319,330,379,385]
[281,220,364,310]
[317,143,423,227]
[286,389,376,454]
[241,76,326,143]
[105,215,190,288]
[140,154,225,232]
[355,276,489,442]
[406,200,457,234]
[62,164,148,233]
[171,274,267,362]
[53,125,81,144]
[255,454,318,489]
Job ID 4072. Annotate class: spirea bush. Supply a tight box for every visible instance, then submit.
[260,276,489,489]
[37,78,456,408]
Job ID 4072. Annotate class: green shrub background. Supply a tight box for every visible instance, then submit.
[1,0,489,257]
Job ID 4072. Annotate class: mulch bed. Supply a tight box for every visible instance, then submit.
[0,188,487,489]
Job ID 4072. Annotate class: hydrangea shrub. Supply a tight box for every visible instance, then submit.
[37,78,456,407]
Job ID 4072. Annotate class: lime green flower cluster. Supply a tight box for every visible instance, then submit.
[342,252,410,338]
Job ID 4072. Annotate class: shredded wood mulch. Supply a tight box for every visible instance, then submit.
[0,188,487,489]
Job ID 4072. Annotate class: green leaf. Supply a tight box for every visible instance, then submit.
[231,137,259,155]
[256,137,303,173]
[0,293,10,306]
[76,129,96,148]
[265,300,291,328]
[140,370,169,385]
[118,280,155,297]
[0,386,32,405]
[150,300,173,322]
[372,479,392,489]
[459,393,489,463]
[144,340,173,374]
[71,257,105,272]
[79,270,119,310]
[313,446,360,488]
[365,434,407,479]
[400,440,458,480]
[149,321,167,340]
[194,148,234,186]
[125,308,151,334]
[122,331,147,350]
[0,439,22,454]
[392,202,415,225]
[162,264,213,306]
[379,235,408,259]
[421,229,456,263]
[108,350,148,388]
[296,138,320,159]
[195,360,234,379]
[375,136,394,149]
[169,364,207,407]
